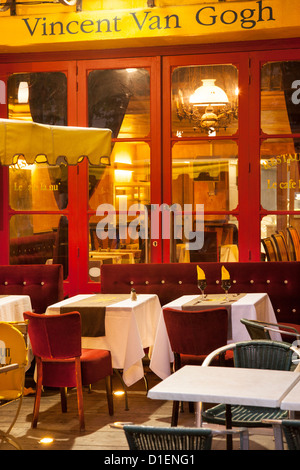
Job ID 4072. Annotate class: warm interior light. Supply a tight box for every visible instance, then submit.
[18,81,29,104]
[189,79,229,107]
[113,390,125,396]
[39,437,54,445]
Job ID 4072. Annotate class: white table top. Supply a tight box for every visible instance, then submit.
[149,293,279,381]
[46,293,161,387]
[0,294,32,322]
[281,379,300,411]
[0,294,33,368]
[148,365,300,408]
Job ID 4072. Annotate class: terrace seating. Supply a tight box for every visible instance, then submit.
[100,261,300,326]
[0,264,64,313]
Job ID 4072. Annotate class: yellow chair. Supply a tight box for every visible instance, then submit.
[0,322,28,450]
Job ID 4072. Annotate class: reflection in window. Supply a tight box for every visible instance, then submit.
[261,61,300,135]
[88,68,150,138]
[7,72,67,125]
[88,141,151,276]
[9,158,68,211]
[9,214,68,279]
[170,140,238,262]
[260,138,300,212]
[89,142,150,211]
[172,64,238,137]
[260,214,300,262]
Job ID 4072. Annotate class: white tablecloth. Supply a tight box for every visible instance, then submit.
[46,294,161,387]
[0,295,32,322]
[0,295,33,368]
[149,293,279,380]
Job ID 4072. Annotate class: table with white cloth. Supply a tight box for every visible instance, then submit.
[149,293,280,381]
[0,295,32,322]
[0,294,33,368]
[46,293,161,387]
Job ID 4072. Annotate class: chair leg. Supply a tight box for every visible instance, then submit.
[171,401,179,427]
[75,357,85,432]
[60,387,67,413]
[32,357,43,428]
[105,375,114,416]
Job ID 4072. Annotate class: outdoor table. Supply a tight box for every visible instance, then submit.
[46,293,161,387]
[148,365,300,449]
[149,293,280,380]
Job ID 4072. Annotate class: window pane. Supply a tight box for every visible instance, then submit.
[9,214,68,279]
[9,159,68,211]
[171,140,238,262]
[261,61,300,135]
[88,142,150,271]
[261,214,300,261]
[88,211,150,282]
[260,138,300,211]
[172,64,238,137]
[172,140,238,210]
[89,142,150,210]
[7,72,67,125]
[88,68,150,138]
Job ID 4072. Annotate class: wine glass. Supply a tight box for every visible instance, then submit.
[197,279,207,300]
[221,279,231,302]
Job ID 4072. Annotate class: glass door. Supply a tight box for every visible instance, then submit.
[162,53,250,263]
[0,61,78,297]
[76,57,162,292]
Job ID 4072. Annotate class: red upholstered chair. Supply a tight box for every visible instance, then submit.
[163,307,231,426]
[23,311,113,431]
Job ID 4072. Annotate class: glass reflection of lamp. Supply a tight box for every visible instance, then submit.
[176,79,238,134]
[17,82,29,104]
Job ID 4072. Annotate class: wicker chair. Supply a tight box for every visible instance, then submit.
[287,226,300,261]
[261,237,278,261]
[123,425,249,450]
[240,318,300,343]
[201,340,300,449]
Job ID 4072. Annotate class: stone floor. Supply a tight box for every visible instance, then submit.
[0,368,284,454]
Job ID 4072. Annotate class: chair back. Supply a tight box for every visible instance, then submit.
[281,420,300,450]
[287,226,300,261]
[163,307,228,357]
[233,340,293,371]
[23,311,81,359]
[123,425,213,450]
[240,318,271,340]
[261,237,278,261]
[0,322,27,399]
[272,232,290,261]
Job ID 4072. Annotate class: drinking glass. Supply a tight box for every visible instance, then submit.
[221,279,231,302]
[197,279,207,300]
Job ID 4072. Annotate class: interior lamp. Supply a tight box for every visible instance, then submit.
[17,81,29,104]
[176,79,238,134]
[189,79,229,107]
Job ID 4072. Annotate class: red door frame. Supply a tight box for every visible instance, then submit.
[75,56,163,293]
[248,48,300,261]
[0,61,78,296]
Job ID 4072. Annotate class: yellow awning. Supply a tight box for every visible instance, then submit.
[0,119,112,166]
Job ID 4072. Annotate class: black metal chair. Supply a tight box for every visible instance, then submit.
[201,340,300,450]
[123,425,249,450]
[240,318,300,343]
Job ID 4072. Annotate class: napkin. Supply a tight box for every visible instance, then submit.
[197,265,206,280]
[221,265,230,280]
